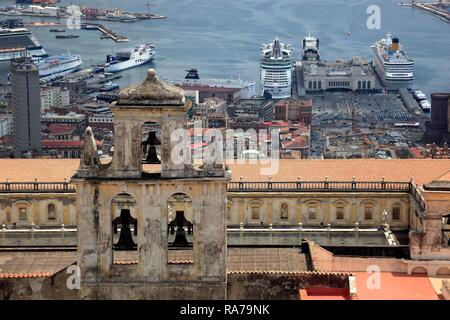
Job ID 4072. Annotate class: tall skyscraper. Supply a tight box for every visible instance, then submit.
[11,58,42,158]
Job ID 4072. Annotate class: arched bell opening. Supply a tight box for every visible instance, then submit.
[111,193,138,264]
[141,121,161,164]
[167,193,194,264]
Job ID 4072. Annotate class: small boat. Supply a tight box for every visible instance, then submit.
[55,34,80,39]
[99,81,120,92]
[49,29,66,33]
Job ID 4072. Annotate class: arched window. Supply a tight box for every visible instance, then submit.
[392,203,401,221]
[47,204,56,221]
[280,203,289,220]
[313,81,317,89]
[358,81,361,90]
[308,81,312,89]
[318,81,322,90]
[367,81,371,89]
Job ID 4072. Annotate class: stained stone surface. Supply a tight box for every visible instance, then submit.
[117,68,184,106]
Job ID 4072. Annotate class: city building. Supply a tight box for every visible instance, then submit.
[10,58,42,158]
[260,38,293,99]
[302,57,381,93]
[41,112,86,135]
[40,86,70,111]
[0,114,12,138]
[0,70,449,300]
[424,93,450,144]
[274,99,313,124]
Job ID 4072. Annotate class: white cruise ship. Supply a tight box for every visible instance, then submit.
[105,44,155,73]
[34,53,82,82]
[260,38,293,99]
[0,27,47,61]
[372,33,414,90]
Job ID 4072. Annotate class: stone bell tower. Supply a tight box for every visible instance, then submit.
[73,69,230,300]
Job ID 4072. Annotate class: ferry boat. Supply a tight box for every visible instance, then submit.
[105,44,155,73]
[170,69,257,100]
[34,53,82,82]
[372,32,414,90]
[301,34,320,63]
[0,27,47,61]
[260,38,293,99]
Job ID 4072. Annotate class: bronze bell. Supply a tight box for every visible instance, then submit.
[113,209,137,250]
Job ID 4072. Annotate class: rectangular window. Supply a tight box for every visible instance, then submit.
[308,207,316,220]
[336,207,344,220]
[251,207,260,220]
[19,208,27,221]
[392,206,401,221]
[364,207,373,220]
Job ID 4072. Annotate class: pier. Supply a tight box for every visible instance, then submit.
[398,2,450,23]
[81,23,130,42]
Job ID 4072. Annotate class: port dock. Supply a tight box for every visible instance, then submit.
[81,23,129,42]
[398,2,450,23]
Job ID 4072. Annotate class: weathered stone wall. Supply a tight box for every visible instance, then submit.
[227,272,350,300]
[76,178,228,300]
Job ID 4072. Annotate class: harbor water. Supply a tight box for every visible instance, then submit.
[0,0,449,96]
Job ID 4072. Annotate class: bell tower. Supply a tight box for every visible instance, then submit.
[73,69,230,300]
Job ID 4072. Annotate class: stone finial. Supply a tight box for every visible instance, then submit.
[116,68,184,105]
[79,127,100,171]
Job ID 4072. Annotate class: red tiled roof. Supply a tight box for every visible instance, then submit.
[281,136,309,149]
[43,140,102,149]
[48,124,77,135]
[0,159,449,186]
[0,272,52,279]
[409,147,424,159]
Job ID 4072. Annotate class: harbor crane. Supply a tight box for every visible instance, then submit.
[144,3,156,15]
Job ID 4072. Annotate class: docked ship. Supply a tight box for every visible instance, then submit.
[0,27,47,61]
[372,32,414,90]
[105,44,155,73]
[260,38,293,99]
[55,34,79,39]
[301,34,320,63]
[34,53,82,82]
[170,69,257,102]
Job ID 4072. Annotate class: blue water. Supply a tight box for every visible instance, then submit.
[0,0,449,96]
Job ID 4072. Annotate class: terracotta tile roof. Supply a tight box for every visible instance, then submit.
[228,159,450,186]
[354,272,439,300]
[0,159,449,186]
[435,170,450,182]
[0,272,52,279]
[43,140,102,149]
[0,252,76,278]
[48,124,77,135]
[112,248,308,272]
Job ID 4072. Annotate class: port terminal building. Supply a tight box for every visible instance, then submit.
[301,57,382,94]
